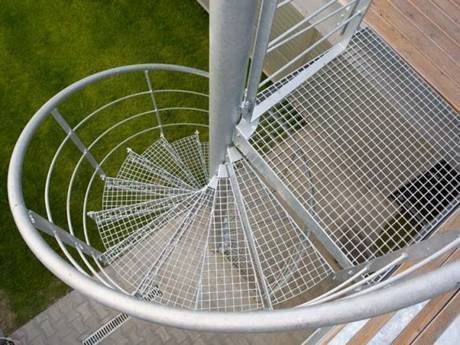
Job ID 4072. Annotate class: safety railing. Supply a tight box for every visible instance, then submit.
[241,0,372,122]
[10,64,209,293]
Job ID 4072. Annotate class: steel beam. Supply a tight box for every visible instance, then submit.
[332,229,460,283]
[243,0,278,121]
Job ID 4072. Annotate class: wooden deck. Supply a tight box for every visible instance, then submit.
[364,0,460,112]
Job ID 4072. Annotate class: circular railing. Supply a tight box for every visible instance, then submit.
[8,64,460,332]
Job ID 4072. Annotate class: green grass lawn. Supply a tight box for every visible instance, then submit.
[0,0,208,332]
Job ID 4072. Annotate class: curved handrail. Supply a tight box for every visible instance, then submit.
[38,65,208,285]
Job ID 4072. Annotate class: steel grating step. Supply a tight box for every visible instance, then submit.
[142,136,201,188]
[171,132,209,186]
[91,136,335,310]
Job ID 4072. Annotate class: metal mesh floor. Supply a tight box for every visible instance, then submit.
[198,176,265,312]
[249,28,460,264]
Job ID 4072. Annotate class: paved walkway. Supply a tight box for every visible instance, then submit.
[11,291,312,345]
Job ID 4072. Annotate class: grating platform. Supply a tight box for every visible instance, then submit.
[249,28,460,264]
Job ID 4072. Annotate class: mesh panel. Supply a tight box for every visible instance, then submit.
[152,188,215,309]
[171,133,209,186]
[102,177,192,209]
[250,28,460,264]
[233,159,332,305]
[142,136,200,187]
[117,150,193,190]
[105,192,202,292]
[95,192,192,249]
[198,177,265,311]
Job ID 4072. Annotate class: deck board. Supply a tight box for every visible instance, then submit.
[429,0,460,29]
[336,208,460,344]
[365,0,460,112]
[393,0,460,63]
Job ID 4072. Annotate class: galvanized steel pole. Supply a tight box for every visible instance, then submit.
[208,0,257,176]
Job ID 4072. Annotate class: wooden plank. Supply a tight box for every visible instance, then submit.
[392,289,459,345]
[347,250,457,345]
[365,7,460,112]
[392,0,460,65]
[413,291,460,345]
[430,0,460,28]
[317,324,347,345]
[391,247,460,345]
[410,0,460,42]
[347,313,394,345]
[371,0,460,89]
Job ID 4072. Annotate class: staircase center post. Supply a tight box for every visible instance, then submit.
[208,0,257,176]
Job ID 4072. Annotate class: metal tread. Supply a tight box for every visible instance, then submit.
[93,193,194,225]
[230,156,333,306]
[91,193,194,249]
[143,187,215,309]
[142,136,201,188]
[171,132,209,186]
[102,177,193,209]
[118,149,194,190]
[197,173,267,311]
[100,192,201,267]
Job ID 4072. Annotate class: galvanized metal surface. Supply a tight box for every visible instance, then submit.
[28,210,102,258]
[208,0,257,176]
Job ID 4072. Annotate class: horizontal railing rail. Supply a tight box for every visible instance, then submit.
[243,0,372,123]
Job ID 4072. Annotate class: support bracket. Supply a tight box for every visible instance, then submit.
[28,210,102,259]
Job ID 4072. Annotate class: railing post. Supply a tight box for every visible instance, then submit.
[338,0,373,47]
[208,0,258,176]
[144,70,163,135]
[51,108,106,178]
[243,0,278,122]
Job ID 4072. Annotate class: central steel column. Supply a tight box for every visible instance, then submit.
[208,0,257,176]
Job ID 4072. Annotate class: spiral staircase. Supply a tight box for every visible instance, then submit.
[8,0,460,340]
[87,132,334,312]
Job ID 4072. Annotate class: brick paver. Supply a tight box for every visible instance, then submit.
[11,291,313,345]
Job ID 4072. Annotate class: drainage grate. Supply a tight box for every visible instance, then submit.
[82,313,130,345]
[0,338,16,345]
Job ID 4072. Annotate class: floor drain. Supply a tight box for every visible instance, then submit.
[82,313,130,345]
